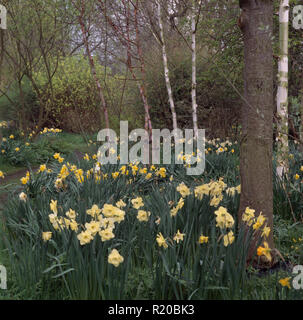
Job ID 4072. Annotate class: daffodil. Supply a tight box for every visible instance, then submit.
[223,231,235,247]
[131,197,144,209]
[253,213,266,230]
[145,173,152,180]
[42,232,52,242]
[137,210,150,222]
[50,200,58,214]
[279,277,291,289]
[214,207,234,229]
[19,192,27,202]
[242,207,255,226]
[116,199,126,208]
[156,232,168,249]
[86,204,102,218]
[69,219,78,231]
[38,164,47,173]
[261,226,271,238]
[85,221,101,235]
[199,235,209,244]
[108,249,124,267]
[173,230,185,243]
[99,228,115,242]
[77,230,93,245]
[194,184,210,199]
[257,241,272,262]
[176,182,191,198]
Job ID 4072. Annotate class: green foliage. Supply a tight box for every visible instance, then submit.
[0,78,39,130]
[34,54,138,133]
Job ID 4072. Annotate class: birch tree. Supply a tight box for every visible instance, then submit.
[191,0,198,138]
[157,1,178,130]
[276,0,289,177]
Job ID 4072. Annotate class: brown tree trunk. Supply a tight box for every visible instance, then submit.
[238,0,274,262]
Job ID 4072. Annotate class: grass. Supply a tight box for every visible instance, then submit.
[0,135,303,300]
[0,132,93,173]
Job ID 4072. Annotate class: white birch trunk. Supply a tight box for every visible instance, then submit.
[157,1,178,130]
[191,1,198,139]
[301,91,303,142]
[276,0,289,177]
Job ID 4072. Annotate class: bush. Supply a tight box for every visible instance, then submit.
[34,54,139,133]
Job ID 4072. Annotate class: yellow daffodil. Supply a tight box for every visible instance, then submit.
[77,230,93,245]
[137,210,151,222]
[173,230,185,243]
[50,200,58,215]
[108,249,124,267]
[66,209,77,220]
[214,207,234,229]
[199,235,209,244]
[116,199,126,208]
[253,213,266,230]
[257,241,272,262]
[42,231,52,242]
[279,277,291,289]
[85,221,101,236]
[131,197,144,209]
[261,226,271,238]
[223,231,235,247]
[99,228,115,242]
[176,182,191,198]
[86,204,101,218]
[242,207,255,226]
[156,232,168,249]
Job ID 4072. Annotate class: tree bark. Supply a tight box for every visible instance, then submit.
[238,0,274,260]
[276,0,289,177]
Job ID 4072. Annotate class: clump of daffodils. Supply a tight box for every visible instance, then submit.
[214,206,234,229]
[20,171,30,185]
[47,201,126,253]
[242,206,270,238]
[194,178,230,208]
[170,197,184,217]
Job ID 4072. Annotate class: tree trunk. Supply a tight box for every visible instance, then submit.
[191,0,198,138]
[300,88,303,143]
[157,1,178,130]
[238,0,274,260]
[78,0,110,131]
[276,0,289,177]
